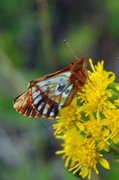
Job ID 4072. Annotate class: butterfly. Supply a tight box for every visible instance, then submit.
[13,57,88,118]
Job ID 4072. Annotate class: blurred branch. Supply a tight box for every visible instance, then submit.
[0,48,25,93]
[37,0,56,72]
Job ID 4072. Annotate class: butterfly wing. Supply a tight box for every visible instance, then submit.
[14,68,77,118]
[14,90,40,117]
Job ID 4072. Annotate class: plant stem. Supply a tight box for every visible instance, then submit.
[37,0,56,72]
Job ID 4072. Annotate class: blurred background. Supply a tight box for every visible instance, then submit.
[0,0,119,179]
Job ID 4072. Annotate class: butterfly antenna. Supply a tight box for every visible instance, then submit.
[64,39,78,60]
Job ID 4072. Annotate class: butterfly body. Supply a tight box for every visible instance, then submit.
[14,57,87,118]
[69,59,87,88]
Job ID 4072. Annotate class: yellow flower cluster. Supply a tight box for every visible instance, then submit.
[53,59,119,179]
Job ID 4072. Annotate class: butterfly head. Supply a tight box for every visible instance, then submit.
[71,57,87,69]
[70,57,88,88]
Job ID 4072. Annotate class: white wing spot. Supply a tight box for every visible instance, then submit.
[45,72,71,85]
[42,107,48,115]
[37,81,47,87]
[34,96,42,105]
[32,86,37,93]
[62,84,73,98]
[50,111,55,117]
[61,72,71,78]
[41,86,47,92]
[55,84,66,95]
[32,91,40,99]
[37,104,43,111]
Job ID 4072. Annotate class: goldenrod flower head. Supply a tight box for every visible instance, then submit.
[78,59,116,114]
[56,128,110,179]
[53,59,119,179]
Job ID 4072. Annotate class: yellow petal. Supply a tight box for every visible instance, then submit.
[89,58,95,72]
[99,158,110,169]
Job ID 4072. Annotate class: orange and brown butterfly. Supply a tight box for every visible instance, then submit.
[13,57,88,118]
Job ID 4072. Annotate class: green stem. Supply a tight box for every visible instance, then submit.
[37,0,56,72]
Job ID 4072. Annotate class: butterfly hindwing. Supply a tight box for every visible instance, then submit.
[13,57,88,118]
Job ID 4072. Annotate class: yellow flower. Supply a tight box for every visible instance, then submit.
[53,59,119,179]
[56,127,110,179]
[78,59,115,115]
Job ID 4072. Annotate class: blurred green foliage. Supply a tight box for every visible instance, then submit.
[0,0,119,179]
